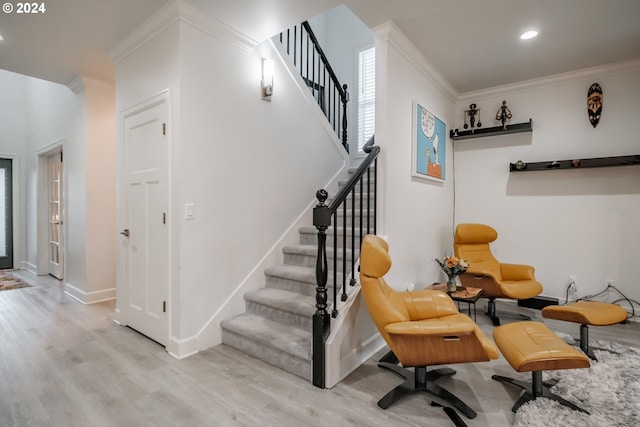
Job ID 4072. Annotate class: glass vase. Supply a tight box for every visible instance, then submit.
[446,277,457,294]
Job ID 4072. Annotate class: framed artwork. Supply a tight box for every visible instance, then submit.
[412,101,446,182]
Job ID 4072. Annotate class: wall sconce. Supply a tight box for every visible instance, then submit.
[261,58,274,102]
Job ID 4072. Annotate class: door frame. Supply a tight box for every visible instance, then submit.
[36,140,66,277]
[0,154,19,271]
[115,90,172,348]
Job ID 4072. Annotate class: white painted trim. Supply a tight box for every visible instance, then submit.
[64,282,116,304]
[109,0,257,64]
[167,336,199,360]
[458,58,640,101]
[177,0,257,53]
[374,21,458,103]
[67,76,114,94]
[21,261,38,275]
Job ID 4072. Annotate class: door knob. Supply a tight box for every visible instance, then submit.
[120,229,130,237]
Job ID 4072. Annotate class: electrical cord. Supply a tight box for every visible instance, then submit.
[577,284,639,319]
[562,283,571,305]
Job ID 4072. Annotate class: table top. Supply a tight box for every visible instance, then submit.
[428,283,484,303]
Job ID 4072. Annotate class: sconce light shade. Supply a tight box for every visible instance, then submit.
[262,58,274,101]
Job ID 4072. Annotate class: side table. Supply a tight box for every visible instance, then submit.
[427,283,484,322]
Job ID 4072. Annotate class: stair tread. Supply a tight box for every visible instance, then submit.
[264,264,315,283]
[222,313,311,360]
[245,287,316,315]
[283,244,355,255]
[298,225,366,235]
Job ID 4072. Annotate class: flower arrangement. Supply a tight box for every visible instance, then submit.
[435,256,469,292]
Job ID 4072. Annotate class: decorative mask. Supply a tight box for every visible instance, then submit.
[587,83,602,128]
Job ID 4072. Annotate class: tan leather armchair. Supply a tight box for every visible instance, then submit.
[360,235,499,420]
[454,223,543,326]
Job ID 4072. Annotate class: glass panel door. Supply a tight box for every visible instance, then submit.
[48,153,63,279]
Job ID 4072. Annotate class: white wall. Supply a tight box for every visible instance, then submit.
[113,3,348,357]
[374,23,458,291]
[83,78,116,298]
[454,61,640,307]
[63,77,116,303]
[0,70,77,272]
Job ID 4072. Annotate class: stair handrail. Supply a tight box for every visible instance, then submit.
[279,22,350,153]
[312,135,378,388]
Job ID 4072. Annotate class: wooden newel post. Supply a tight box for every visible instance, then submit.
[312,189,331,388]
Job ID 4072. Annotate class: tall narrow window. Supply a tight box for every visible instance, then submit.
[357,46,375,154]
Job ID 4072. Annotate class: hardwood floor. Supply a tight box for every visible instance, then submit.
[1,270,638,426]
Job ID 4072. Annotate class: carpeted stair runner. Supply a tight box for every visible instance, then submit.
[221,168,373,381]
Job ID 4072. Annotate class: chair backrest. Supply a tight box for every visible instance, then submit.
[359,235,409,347]
[453,223,502,280]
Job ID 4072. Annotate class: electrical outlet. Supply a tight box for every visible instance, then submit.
[606,279,614,287]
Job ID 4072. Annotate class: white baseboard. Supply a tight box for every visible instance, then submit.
[20,261,38,275]
[64,283,116,304]
[167,335,199,359]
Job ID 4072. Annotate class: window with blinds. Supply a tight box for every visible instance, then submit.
[357,46,375,154]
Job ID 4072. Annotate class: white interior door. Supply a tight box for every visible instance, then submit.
[48,152,63,279]
[122,98,169,345]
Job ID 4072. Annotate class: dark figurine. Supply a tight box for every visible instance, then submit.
[496,100,512,129]
[587,83,602,128]
[464,103,481,130]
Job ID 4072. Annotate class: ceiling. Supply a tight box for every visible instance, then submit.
[1,0,639,93]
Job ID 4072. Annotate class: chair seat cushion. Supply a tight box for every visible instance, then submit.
[500,279,543,300]
[493,321,590,372]
[542,301,628,326]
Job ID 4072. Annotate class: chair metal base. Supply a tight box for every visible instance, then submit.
[492,371,589,414]
[571,323,620,361]
[377,354,477,419]
[486,298,532,326]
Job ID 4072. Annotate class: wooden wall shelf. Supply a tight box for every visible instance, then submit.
[450,119,533,140]
[509,155,640,172]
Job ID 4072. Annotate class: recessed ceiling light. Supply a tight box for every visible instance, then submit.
[520,30,538,40]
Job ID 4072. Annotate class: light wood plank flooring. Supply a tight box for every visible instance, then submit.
[1,270,638,426]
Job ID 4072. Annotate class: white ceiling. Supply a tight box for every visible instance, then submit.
[1,0,639,93]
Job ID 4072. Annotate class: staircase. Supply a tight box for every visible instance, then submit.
[221,20,378,384]
[220,171,372,381]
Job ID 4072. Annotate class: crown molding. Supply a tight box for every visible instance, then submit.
[66,75,114,94]
[109,0,257,64]
[67,76,85,94]
[458,58,640,102]
[374,21,458,102]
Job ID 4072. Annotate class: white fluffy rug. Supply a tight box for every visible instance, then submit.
[514,340,640,427]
